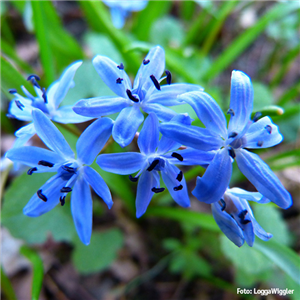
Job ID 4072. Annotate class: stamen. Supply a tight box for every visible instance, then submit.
[238,209,251,224]
[27,74,41,81]
[61,187,72,193]
[152,187,165,193]
[38,160,54,167]
[227,108,235,116]
[220,199,226,211]
[176,171,183,182]
[62,165,76,173]
[253,112,262,122]
[27,76,41,89]
[174,184,183,191]
[37,189,47,202]
[126,89,139,103]
[9,89,17,94]
[150,75,161,90]
[171,152,183,162]
[228,132,238,138]
[228,147,235,159]
[143,59,150,65]
[27,167,37,175]
[116,78,123,84]
[60,196,66,206]
[265,125,272,134]
[42,88,47,103]
[15,100,25,111]
[7,114,16,118]
[257,141,263,147]
[129,175,139,182]
[165,70,172,85]
[117,63,124,70]
[147,159,159,171]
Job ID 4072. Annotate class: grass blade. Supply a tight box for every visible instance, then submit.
[1,266,17,300]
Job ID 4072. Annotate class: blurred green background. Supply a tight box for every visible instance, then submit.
[1,1,299,299]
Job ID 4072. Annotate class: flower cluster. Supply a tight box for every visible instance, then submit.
[5,46,292,246]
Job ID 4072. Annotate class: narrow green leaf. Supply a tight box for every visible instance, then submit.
[278,81,300,105]
[20,246,44,300]
[254,239,300,285]
[1,266,17,300]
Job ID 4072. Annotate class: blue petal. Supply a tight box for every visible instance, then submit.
[23,175,65,216]
[112,106,144,147]
[160,122,224,151]
[147,83,203,106]
[138,113,159,155]
[227,187,268,203]
[97,152,145,175]
[8,96,33,121]
[52,105,94,124]
[93,55,132,98]
[71,176,93,245]
[235,149,292,209]
[32,109,74,159]
[14,122,35,138]
[83,166,113,209]
[178,91,227,138]
[142,103,177,122]
[192,148,232,204]
[243,116,283,149]
[136,170,160,218]
[109,7,128,29]
[133,46,165,92]
[228,70,254,134]
[161,162,190,207]
[76,117,113,165]
[73,96,129,117]
[212,202,245,247]
[52,61,82,107]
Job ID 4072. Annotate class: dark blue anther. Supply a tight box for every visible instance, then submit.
[38,160,54,167]
[62,165,76,173]
[27,167,37,175]
[143,59,150,65]
[265,125,272,134]
[165,70,172,85]
[228,147,235,159]
[27,75,41,89]
[37,189,47,202]
[174,184,183,191]
[238,209,251,225]
[126,89,139,103]
[253,112,262,122]
[228,132,238,138]
[9,89,17,94]
[176,170,183,182]
[147,159,159,171]
[61,187,72,193]
[152,187,165,193]
[171,152,183,162]
[220,199,226,211]
[227,108,235,116]
[27,74,41,81]
[257,141,263,147]
[15,100,25,111]
[117,63,124,70]
[116,78,123,84]
[129,175,139,182]
[60,196,66,206]
[150,75,161,90]
[42,88,47,103]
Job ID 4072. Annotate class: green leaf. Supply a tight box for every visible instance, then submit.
[2,172,76,244]
[254,239,300,285]
[20,246,44,300]
[1,266,17,300]
[72,228,124,274]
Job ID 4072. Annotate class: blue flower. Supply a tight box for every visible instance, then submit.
[97,113,215,218]
[212,187,272,247]
[103,0,148,29]
[73,46,202,147]
[8,61,93,148]
[160,70,292,209]
[6,109,113,245]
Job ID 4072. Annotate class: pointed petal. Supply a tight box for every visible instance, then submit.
[133,46,165,92]
[138,113,159,155]
[192,148,232,204]
[161,162,190,207]
[228,70,254,134]
[147,83,203,106]
[142,103,177,122]
[52,105,94,124]
[243,116,283,149]
[14,122,35,137]
[76,117,113,165]
[178,91,227,137]
[160,122,223,151]
[53,61,82,107]
[73,96,129,117]
[93,55,131,98]
[136,170,160,218]
[83,166,113,209]
[97,152,145,175]
[8,96,33,121]
[227,187,268,203]
[112,106,144,147]
[32,109,74,159]
[235,149,292,209]
[212,202,245,247]
[71,176,93,245]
